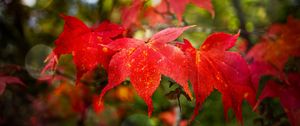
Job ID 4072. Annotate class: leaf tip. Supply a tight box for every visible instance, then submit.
[93,96,105,113]
[252,100,261,111]
[236,30,241,37]
[41,52,58,75]
[186,25,197,30]
[59,13,67,18]
[211,12,215,19]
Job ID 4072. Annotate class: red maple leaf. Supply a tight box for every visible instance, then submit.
[177,32,256,124]
[144,4,170,27]
[166,0,214,22]
[246,17,300,70]
[93,26,193,116]
[0,75,24,95]
[121,0,144,28]
[42,15,125,83]
[250,61,300,126]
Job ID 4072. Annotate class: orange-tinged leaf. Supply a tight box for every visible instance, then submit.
[48,82,89,113]
[177,33,256,124]
[247,17,300,126]
[144,5,169,27]
[94,26,193,116]
[246,17,300,70]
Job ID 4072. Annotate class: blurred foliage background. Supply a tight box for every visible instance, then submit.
[0,0,300,126]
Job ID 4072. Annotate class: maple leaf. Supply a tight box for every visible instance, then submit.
[166,0,214,22]
[250,61,300,126]
[144,6,170,27]
[42,15,125,83]
[0,75,24,95]
[121,0,144,28]
[93,26,193,116]
[246,17,300,70]
[177,32,256,124]
[143,0,171,27]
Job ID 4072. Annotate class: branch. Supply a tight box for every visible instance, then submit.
[232,0,253,52]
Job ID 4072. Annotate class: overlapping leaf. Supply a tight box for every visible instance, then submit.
[144,3,170,27]
[93,26,193,116]
[42,15,125,83]
[177,33,256,124]
[121,0,143,28]
[167,0,214,22]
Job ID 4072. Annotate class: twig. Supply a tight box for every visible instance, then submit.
[232,0,253,52]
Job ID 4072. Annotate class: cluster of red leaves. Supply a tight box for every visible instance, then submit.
[9,0,300,125]
[121,0,214,28]
[247,17,300,126]
[249,61,300,126]
[43,14,257,124]
[43,2,300,125]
